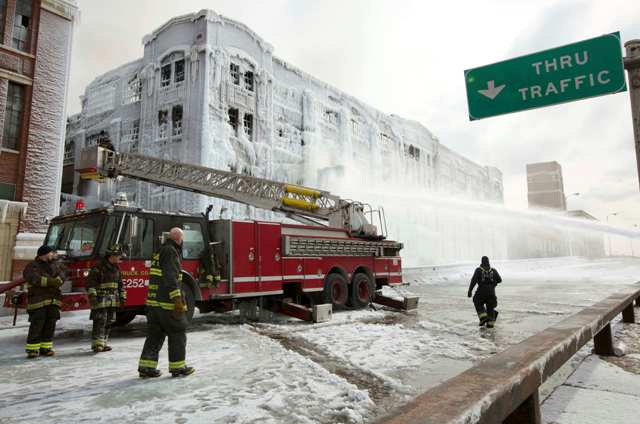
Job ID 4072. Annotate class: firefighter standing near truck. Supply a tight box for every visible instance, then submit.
[23,245,64,358]
[138,227,195,378]
[87,244,126,352]
[467,256,502,328]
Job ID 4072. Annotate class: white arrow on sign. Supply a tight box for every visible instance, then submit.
[478,80,506,100]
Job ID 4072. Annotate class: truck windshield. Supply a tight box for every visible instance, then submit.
[45,216,105,258]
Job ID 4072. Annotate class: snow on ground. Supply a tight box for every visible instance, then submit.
[1,256,640,423]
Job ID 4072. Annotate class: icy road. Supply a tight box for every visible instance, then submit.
[1,257,640,423]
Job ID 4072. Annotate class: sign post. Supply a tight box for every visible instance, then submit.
[465,32,627,120]
[624,40,640,190]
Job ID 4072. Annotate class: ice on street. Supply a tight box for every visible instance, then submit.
[2,256,640,423]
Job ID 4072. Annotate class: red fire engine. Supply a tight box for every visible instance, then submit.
[2,147,416,323]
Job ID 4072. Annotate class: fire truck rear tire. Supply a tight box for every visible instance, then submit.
[349,272,374,308]
[322,273,348,307]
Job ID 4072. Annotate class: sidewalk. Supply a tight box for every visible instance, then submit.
[542,322,640,423]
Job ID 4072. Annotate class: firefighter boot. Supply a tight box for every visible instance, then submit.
[478,312,489,326]
[138,367,162,378]
[170,366,195,378]
[486,311,499,329]
[40,348,55,357]
[26,351,39,359]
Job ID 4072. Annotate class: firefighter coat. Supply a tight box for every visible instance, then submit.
[86,259,126,310]
[23,258,64,312]
[146,239,183,311]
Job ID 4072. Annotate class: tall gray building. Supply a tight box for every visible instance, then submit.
[527,161,566,210]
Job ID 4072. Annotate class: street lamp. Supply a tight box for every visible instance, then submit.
[606,212,619,256]
[564,192,580,209]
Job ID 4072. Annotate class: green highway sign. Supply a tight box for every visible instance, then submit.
[465,32,627,120]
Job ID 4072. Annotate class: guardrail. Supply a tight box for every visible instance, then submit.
[381,283,640,424]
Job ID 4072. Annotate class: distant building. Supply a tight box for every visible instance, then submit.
[527,161,566,210]
[0,0,78,280]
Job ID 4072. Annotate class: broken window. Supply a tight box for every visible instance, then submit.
[12,0,32,52]
[123,74,142,104]
[2,82,25,150]
[228,108,239,136]
[160,64,172,88]
[243,113,253,140]
[244,71,254,92]
[175,59,185,84]
[230,63,240,85]
[172,105,183,137]
[158,110,169,139]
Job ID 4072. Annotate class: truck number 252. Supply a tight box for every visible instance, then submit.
[123,279,148,288]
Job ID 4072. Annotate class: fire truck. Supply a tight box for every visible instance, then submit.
[3,146,416,324]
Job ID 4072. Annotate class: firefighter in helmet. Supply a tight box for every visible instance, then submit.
[467,256,502,328]
[138,227,194,378]
[87,244,126,352]
[23,245,64,358]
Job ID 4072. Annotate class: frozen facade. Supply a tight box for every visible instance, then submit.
[64,10,504,265]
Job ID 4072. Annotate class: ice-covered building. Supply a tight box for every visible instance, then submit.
[64,9,504,265]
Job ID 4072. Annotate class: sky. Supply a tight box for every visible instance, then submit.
[68,0,640,229]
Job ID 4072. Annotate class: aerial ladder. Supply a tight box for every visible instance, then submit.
[77,146,387,239]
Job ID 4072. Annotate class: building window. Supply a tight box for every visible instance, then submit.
[0,0,7,42]
[123,74,142,105]
[63,140,75,165]
[12,0,32,52]
[160,63,171,88]
[243,113,253,140]
[2,82,25,150]
[158,110,169,139]
[172,105,183,137]
[175,59,185,84]
[121,119,140,151]
[244,71,254,92]
[351,119,362,137]
[228,108,238,135]
[230,63,240,85]
[0,182,16,200]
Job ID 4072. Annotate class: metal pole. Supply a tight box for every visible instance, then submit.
[624,40,640,190]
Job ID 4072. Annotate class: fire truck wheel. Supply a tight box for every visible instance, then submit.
[349,272,374,308]
[323,273,348,307]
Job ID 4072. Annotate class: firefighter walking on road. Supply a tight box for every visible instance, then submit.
[467,256,502,328]
[87,245,126,352]
[138,227,194,378]
[23,245,64,358]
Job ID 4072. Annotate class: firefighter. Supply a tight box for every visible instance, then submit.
[467,256,502,328]
[197,244,221,289]
[138,227,195,378]
[87,244,126,352]
[23,245,64,358]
